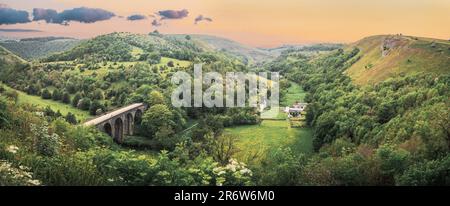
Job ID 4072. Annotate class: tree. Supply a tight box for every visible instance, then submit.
[375,144,411,185]
[31,122,61,157]
[0,97,10,127]
[52,89,62,101]
[72,93,82,107]
[185,35,191,40]
[92,89,104,100]
[41,89,52,99]
[155,124,176,149]
[62,92,71,104]
[141,104,174,138]
[259,147,306,185]
[89,100,104,115]
[77,98,91,111]
[148,52,161,64]
[3,90,18,102]
[65,112,77,124]
[167,61,175,67]
[147,90,165,106]
[396,155,450,186]
[211,134,239,165]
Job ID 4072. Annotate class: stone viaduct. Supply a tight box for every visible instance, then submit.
[83,103,146,142]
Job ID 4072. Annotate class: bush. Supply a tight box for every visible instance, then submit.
[0,160,41,186]
[77,98,91,111]
[3,90,18,102]
[41,89,52,99]
[147,52,161,64]
[62,92,71,104]
[122,136,159,149]
[0,97,10,127]
[396,155,450,186]
[65,112,77,124]
[31,122,61,157]
[89,100,104,115]
[72,93,82,107]
[66,126,114,151]
[52,89,62,101]
[26,153,107,186]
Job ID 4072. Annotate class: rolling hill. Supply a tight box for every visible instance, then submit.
[0,37,81,60]
[43,32,274,65]
[344,35,450,85]
[0,45,29,83]
[167,34,275,64]
[42,32,224,63]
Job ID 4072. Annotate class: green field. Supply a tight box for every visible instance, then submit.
[2,84,91,121]
[281,82,306,106]
[225,120,313,163]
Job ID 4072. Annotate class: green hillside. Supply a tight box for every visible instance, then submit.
[168,34,275,64]
[44,32,215,63]
[0,45,29,82]
[0,37,81,60]
[344,35,450,85]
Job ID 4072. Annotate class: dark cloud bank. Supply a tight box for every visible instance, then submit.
[151,9,190,27]
[0,6,115,25]
[1,6,211,29]
[158,9,189,20]
[33,7,115,24]
[0,7,31,25]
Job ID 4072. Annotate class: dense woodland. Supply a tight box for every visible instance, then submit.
[0,33,449,185]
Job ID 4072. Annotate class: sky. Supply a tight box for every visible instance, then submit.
[0,0,449,47]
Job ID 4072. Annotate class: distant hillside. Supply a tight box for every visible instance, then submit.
[167,34,275,64]
[264,43,343,57]
[43,32,213,62]
[0,37,81,60]
[344,35,450,85]
[0,45,29,83]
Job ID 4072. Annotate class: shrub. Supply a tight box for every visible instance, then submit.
[26,153,107,186]
[62,92,71,104]
[31,122,61,157]
[65,112,77,124]
[77,98,91,111]
[0,160,41,186]
[72,93,82,107]
[41,89,52,99]
[3,90,18,102]
[396,155,450,186]
[52,89,62,101]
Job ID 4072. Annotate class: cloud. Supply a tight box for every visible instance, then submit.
[127,14,147,21]
[32,7,115,24]
[56,7,115,23]
[152,19,162,27]
[158,9,189,20]
[194,15,213,24]
[0,28,41,32]
[0,7,31,25]
[33,8,58,23]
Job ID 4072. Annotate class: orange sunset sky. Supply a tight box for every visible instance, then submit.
[0,0,449,47]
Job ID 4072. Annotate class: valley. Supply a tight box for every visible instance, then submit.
[0,32,449,186]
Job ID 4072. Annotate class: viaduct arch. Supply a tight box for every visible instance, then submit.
[83,103,147,143]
